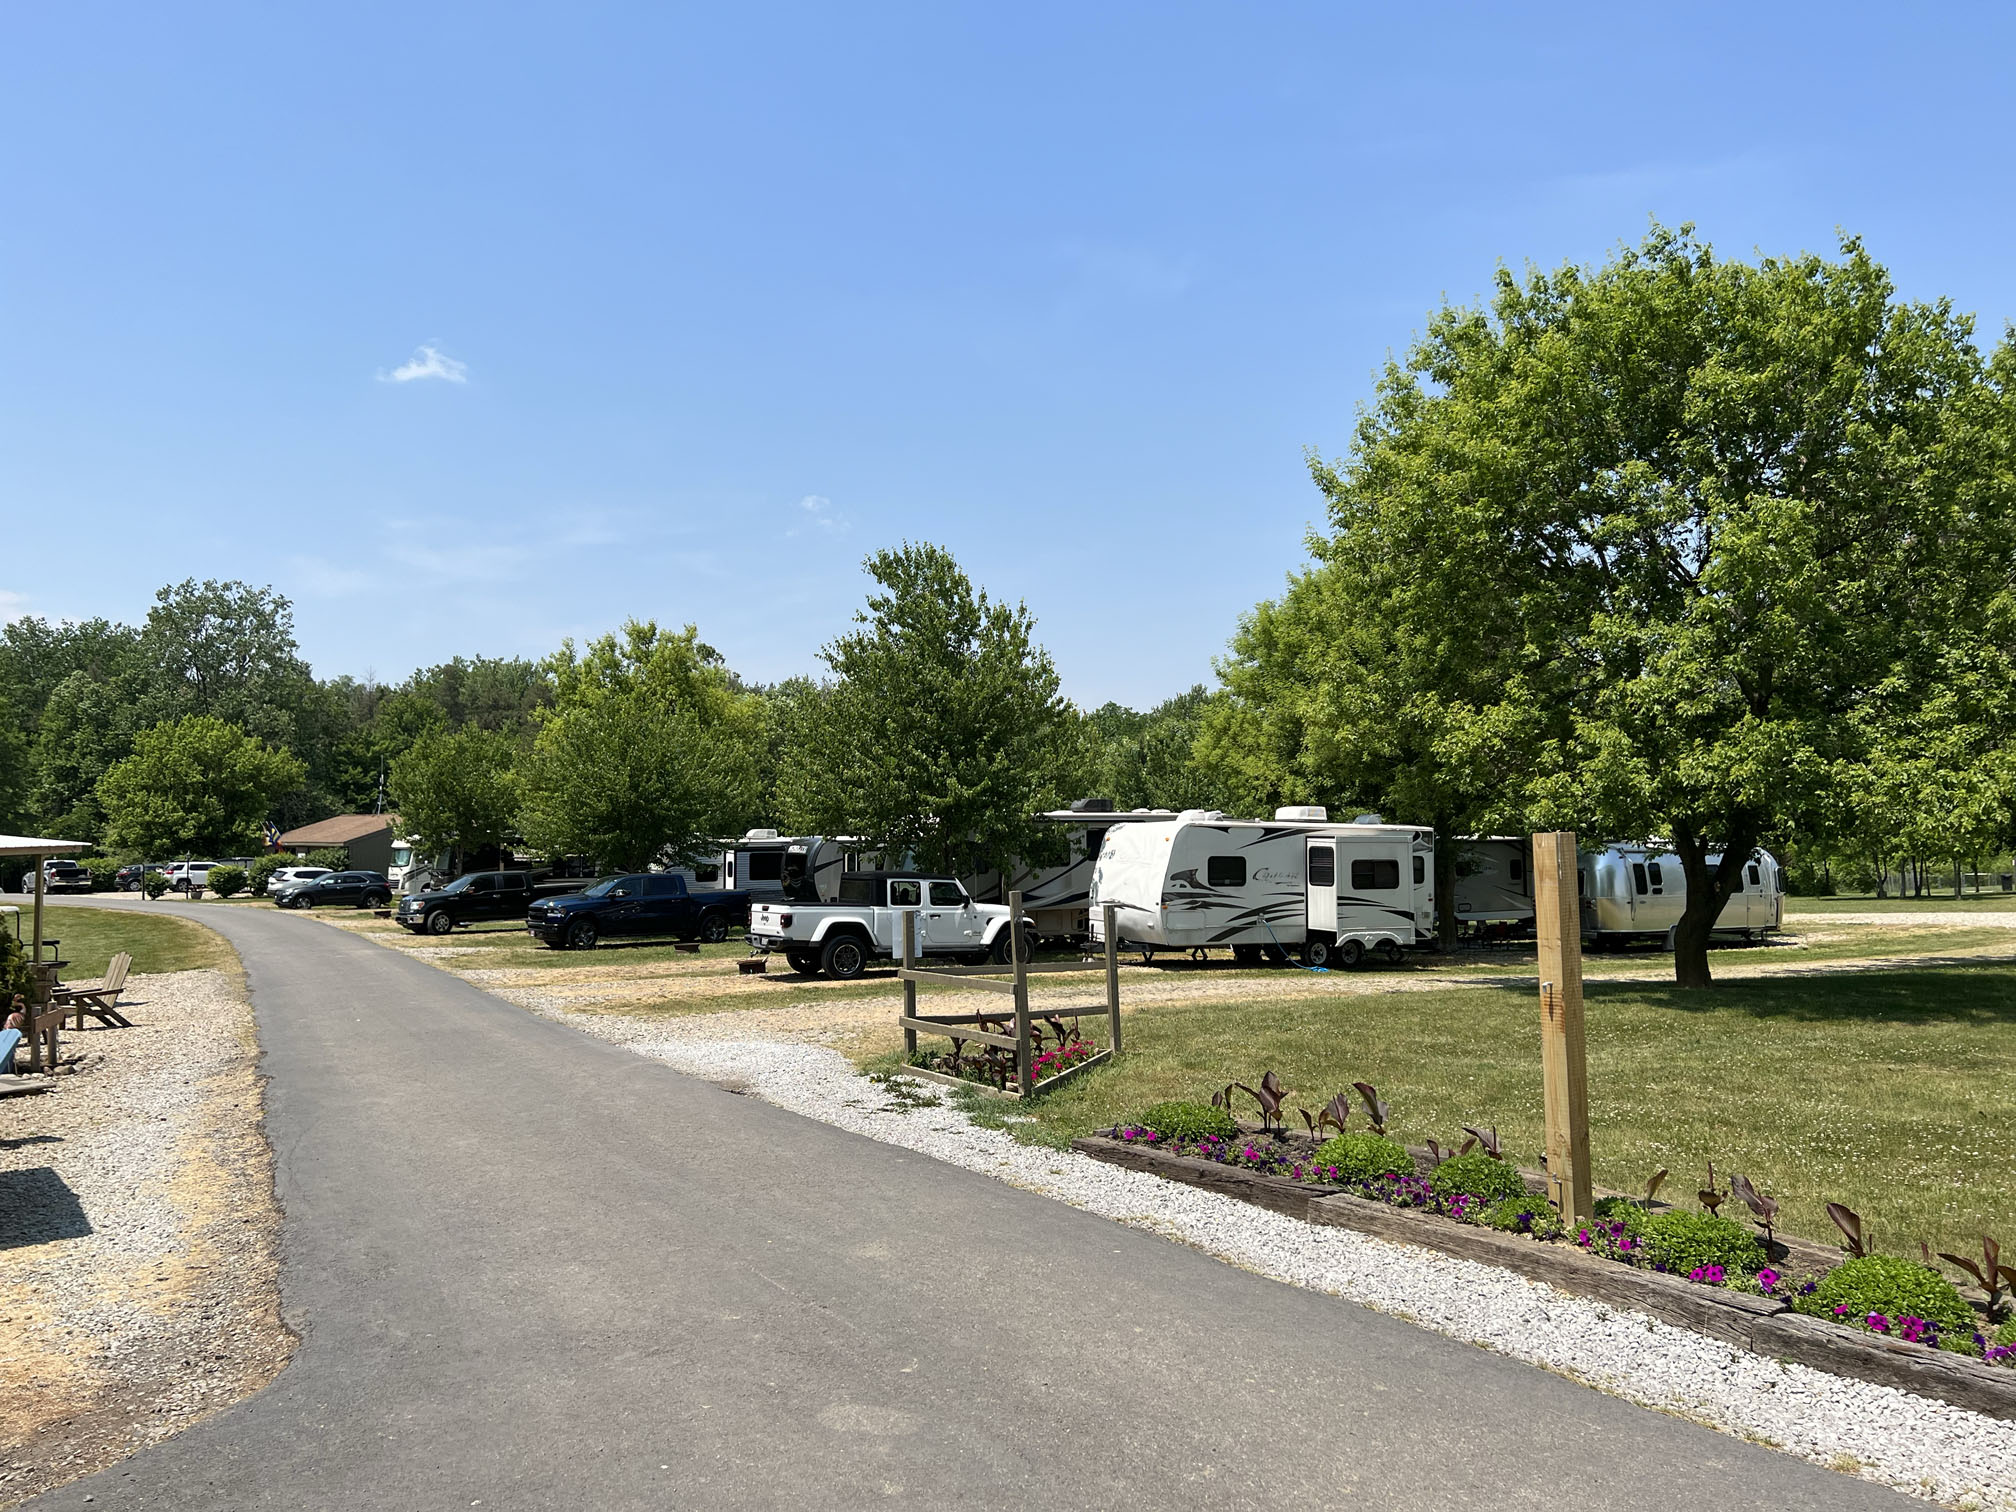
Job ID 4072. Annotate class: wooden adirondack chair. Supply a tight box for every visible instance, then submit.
[55,951,134,1028]
[0,1026,53,1096]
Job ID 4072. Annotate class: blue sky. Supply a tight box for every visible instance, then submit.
[5,3,2013,706]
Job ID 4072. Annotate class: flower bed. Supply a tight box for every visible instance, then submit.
[1080,1092,2016,1421]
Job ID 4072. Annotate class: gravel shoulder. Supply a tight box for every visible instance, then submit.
[0,969,290,1508]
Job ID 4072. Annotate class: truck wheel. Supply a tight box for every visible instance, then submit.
[426,909,454,936]
[569,918,600,951]
[697,912,730,945]
[990,924,1035,966]
[784,950,819,976]
[820,934,868,980]
[1300,935,1334,969]
[1335,938,1365,969]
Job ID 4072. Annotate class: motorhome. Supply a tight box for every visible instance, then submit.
[1090,808,1434,968]
[1451,838,1784,943]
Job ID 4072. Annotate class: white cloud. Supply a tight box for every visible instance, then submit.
[384,538,530,583]
[0,590,27,623]
[786,494,848,539]
[379,344,469,384]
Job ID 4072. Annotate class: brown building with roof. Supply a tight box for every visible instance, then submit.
[277,814,399,874]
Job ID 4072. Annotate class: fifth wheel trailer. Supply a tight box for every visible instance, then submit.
[1090,808,1434,968]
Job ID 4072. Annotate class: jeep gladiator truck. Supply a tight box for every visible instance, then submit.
[746,870,1032,979]
[525,871,753,950]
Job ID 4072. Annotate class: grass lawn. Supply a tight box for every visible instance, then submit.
[931,962,2016,1262]
[36,902,238,979]
[1786,893,2016,913]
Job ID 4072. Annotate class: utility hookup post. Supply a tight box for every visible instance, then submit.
[1533,831,1593,1227]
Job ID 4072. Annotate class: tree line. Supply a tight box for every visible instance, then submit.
[5,226,2009,988]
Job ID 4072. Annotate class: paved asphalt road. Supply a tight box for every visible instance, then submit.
[30,896,1911,1510]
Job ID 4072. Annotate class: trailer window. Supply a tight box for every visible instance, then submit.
[1412,855,1425,885]
[1632,863,1649,895]
[693,862,720,883]
[1647,862,1665,893]
[1206,856,1246,888]
[1747,863,1760,888]
[1307,846,1335,887]
[1351,858,1400,891]
[888,880,922,907]
[1509,856,1524,883]
[744,851,784,882]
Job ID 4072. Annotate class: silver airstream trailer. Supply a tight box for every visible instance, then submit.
[1580,845,1784,943]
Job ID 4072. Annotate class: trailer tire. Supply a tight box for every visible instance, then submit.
[1334,938,1365,969]
[1300,935,1334,969]
[821,933,868,980]
[1376,938,1404,965]
[697,912,730,945]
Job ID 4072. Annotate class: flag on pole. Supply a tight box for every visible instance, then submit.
[262,820,282,852]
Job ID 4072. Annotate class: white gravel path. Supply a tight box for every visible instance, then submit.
[529,1000,2016,1511]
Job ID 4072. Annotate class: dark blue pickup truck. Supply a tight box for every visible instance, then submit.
[525,872,753,950]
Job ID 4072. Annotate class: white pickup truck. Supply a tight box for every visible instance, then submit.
[747,870,1030,979]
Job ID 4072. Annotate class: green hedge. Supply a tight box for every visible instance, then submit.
[1429,1151,1527,1204]
[1135,1101,1238,1142]
[1641,1210,1766,1277]
[1309,1133,1412,1183]
[207,865,247,899]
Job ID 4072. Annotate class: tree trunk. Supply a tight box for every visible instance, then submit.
[1434,816,1459,950]
[1670,823,1754,990]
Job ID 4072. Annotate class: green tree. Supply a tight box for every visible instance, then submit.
[389,727,521,870]
[137,579,316,746]
[1076,687,1239,813]
[1231,226,2011,986]
[27,670,138,839]
[776,543,1074,877]
[96,716,306,858]
[517,623,761,871]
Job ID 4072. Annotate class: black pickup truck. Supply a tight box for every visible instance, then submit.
[396,870,553,934]
[525,872,753,950]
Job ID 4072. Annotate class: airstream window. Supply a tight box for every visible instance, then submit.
[1747,863,1761,888]
[1351,858,1400,890]
[1647,862,1665,893]
[1206,856,1246,888]
[1308,847,1335,887]
[1632,863,1649,895]
[1509,857,1525,882]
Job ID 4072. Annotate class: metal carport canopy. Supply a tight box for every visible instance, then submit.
[0,834,91,965]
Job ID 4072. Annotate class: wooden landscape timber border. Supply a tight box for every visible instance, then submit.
[1072,1133,2016,1421]
[896,893,1124,1099]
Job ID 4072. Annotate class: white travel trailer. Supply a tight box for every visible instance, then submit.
[1090,808,1434,968]
[1452,838,1784,943]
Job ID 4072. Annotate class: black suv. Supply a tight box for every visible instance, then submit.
[397,872,539,935]
[275,870,393,910]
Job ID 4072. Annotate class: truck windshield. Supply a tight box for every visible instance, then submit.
[439,875,475,894]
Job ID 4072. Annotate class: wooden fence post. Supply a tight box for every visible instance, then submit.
[1010,891,1032,1097]
[1533,831,1593,1226]
[1102,903,1121,1055]
[901,910,917,1058]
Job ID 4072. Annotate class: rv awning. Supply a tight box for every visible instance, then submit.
[0,835,89,857]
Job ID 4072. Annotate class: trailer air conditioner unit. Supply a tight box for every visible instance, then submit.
[1274,806,1328,822]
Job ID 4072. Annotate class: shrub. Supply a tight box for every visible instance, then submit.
[306,847,350,871]
[1794,1255,1977,1349]
[1487,1192,1564,1240]
[207,865,247,899]
[1136,1101,1238,1142]
[0,927,32,1002]
[1309,1133,1412,1183]
[84,857,121,892]
[142,870,170,900]
[1641,1210,1766,1278]
[1998,1318,2016,1348]
[249,855,285,897]
[1430,1151,1528,1204]
[1593,1196,1648,1229]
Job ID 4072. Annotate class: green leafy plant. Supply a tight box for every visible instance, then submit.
[207,865,247,899]
[1487,1192,1564,1240]
[249,855,284,897]
[0,927,32,1002]
[1793,1255,1977,1349]
[1429,1150,1526,1204]
[306,847,350,871]
[1309,1133,1411,1184]
[84,857,121,892]
[1136,1101,1238,1143]
[1642,1210,1766,1277]
[142,870,170,900]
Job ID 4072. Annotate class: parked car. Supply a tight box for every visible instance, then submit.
[114,862,164,891]
[164,861,220,895]
[274,870,394,909]
[526,873,752,950]
[20,860,92,895]
[397,871,545,935]
[269,865,333,888]
[746,871,1027,979]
